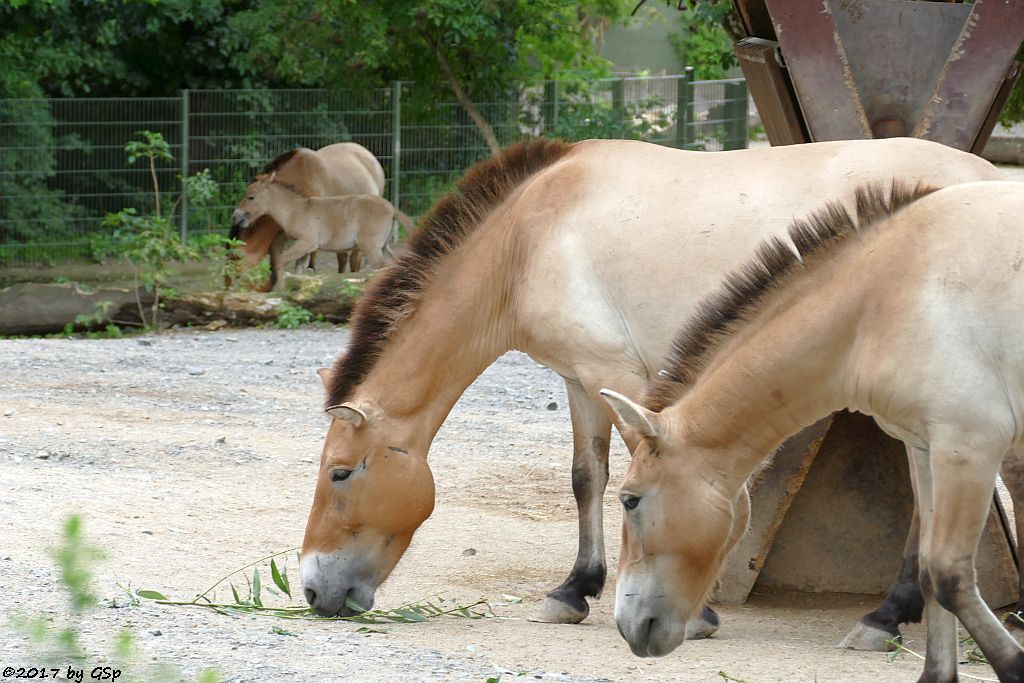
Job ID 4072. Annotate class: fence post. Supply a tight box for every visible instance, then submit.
[675,67,694,150]
[391,81,402,243]
[179,89,190,241]
[724,80,748,150]
[611,77,626,138]
[543,81,559,134]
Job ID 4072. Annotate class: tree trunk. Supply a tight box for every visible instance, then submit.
[424,33,502,157]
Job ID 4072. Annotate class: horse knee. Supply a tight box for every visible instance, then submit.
[922,556,974,613]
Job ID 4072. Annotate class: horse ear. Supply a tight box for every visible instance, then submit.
[316,367,332,389]
[599,389,663,441]
[326,402,368,429]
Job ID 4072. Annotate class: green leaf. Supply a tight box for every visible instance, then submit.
[252,569,263,608]
[391,609,427,622]
[136,589,168,601]
[271,558,290,597]
[270,626,298,637]
[344,596,366,613]
[230,582,241,605]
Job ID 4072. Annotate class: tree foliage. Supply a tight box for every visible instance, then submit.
[226,0,633,153]
[0,0,282,98]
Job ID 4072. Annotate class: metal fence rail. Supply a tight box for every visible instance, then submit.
[0,73,747,265]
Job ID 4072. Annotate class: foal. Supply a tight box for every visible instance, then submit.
[602,181,1024,682]
[231,174,414,284]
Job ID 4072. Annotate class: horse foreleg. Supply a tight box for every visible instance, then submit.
[1001,447,1024,630]
[274,241,316,291]
[841,443,924,651]
[538,378,611,624]
[348,248,362,272]
[924,441,1024,682]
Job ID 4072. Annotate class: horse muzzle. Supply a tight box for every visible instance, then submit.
[615,611,687,657]
[614,575,689,657]
[300,550,377,617]
[230,209,249,230]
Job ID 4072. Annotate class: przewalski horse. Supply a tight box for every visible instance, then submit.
[299,137,1003,637]
[228,143,386,289]
[600,181,1024,681]
[231,174,414,285]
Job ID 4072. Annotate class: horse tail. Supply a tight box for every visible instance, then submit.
[392,208,417,234]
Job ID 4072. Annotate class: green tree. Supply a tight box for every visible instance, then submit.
[227,0,634,155]
[0,0,280,98]
[669,1,737,79]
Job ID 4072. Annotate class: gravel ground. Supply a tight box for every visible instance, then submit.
[0,327,1003,682]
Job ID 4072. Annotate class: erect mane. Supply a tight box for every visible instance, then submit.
[644,179,938,412]
[324,137,574,408]
[252,173,311,198]
[262,149,300,174]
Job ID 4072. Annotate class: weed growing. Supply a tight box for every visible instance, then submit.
[10,515,220,682]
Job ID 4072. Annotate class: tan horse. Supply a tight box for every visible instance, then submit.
[231,175,413,284]
[600,181,1024,681]
[228,143,386,289]
[299,138,1003,634]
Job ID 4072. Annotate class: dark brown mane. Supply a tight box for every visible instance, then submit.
[262,149,300,174]
[325,137,574,408]
[644,179,938,412]
[252,173,311,198]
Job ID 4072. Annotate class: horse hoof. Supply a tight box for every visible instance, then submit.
[685,605,721,640]
[535,595,589,624]
[838,620,900,651]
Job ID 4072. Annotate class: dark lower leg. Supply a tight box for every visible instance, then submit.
[540,379,610,623]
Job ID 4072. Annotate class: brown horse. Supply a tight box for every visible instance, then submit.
[601,181,1024,681]
[228,143,386,289]
[232,174,415,282]
[298,138,1003,636]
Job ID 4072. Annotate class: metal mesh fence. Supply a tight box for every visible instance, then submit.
[0,73,747,265]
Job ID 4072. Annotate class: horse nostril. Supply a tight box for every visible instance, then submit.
[304,587,317,606]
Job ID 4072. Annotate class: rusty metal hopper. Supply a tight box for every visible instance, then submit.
[734,0,1024,150]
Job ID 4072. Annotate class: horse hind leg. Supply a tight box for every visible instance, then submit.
[841,443,925,651]
[924,441,1024,682]
[348,248,362,272]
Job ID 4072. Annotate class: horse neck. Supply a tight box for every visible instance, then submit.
[672,270,866,492]
[354,231,518,450]
[262,184,303,226]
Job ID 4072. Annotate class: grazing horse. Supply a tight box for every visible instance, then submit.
[600,181,1024,681]
[298,138,1003,636]
[228,143,386,289]
[231,174,413,283]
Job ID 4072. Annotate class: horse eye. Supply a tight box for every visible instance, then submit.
[621,495,641,511]
[247,195,255,201]
[331,469,353,483]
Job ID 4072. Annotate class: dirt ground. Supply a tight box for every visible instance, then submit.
[0,327,1005,682]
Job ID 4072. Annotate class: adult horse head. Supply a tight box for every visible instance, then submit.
[301,371,436,615]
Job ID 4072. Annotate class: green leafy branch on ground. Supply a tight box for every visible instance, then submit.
[133,547,492,626]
